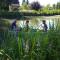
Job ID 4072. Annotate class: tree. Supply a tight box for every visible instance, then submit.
[20,3,29,10]
[0,0,19,11]
[22,0,25,5]
[0,0,9,11]
[26,0,29,5]
[53,4,56,9]
[30,2,42,10]
[46,4,52,10]
[56,2,60,9]
[22,0,29,5]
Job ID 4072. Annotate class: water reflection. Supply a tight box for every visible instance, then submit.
[1,15,60,30]
[17,16,60,30]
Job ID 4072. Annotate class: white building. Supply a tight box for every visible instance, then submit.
[9,0,20,11]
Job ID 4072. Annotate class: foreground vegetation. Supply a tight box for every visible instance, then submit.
[0,27,60,60]
[0,0,60,60]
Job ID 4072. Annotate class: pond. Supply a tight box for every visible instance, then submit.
[16,15,60,30]
[1,15,60,30]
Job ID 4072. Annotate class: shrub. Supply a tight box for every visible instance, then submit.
[30,2,42,10]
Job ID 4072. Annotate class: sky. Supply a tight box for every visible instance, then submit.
[19,0,60,6]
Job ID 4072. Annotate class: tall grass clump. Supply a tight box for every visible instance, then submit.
[0,24,60,60]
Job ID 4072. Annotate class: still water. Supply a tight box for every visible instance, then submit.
[1,15,60,30]
[17,15,60,30]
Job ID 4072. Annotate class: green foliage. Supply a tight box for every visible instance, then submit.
[0,20,10,28]
[0,12,23,19]
[20,3,30,10]
[56,2,60,9]
[19,2,60,15]
[30,1,42,10]
[53,4,56,9]
[0,26,60,60]
[0,0,9,11]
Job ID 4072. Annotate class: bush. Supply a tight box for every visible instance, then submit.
[30,2,42,10]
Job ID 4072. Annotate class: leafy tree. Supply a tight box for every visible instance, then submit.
[56,2,60,9]
[0,0,9,11]
[46,4,52,10]
[53,4,56,9]
[26,0,29,5]
[22,0,29,5]
[22,0,26,5]
[30,2,42,10]
[0,0,19,11]
[20,3,29,10]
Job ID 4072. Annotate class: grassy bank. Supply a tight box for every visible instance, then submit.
[0,11,60,20]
